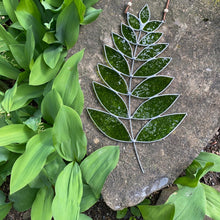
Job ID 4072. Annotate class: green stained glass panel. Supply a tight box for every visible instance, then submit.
[139,33,162,46]
[104,45,129,75]
[139,4,150,23]
[136,44,168,61]
[132,76,173,98]
[127,13,140,30]
[143,21,162,32]
[136,114,186,142]
[97,64,128,94]
[112,33,132,58]
[121,24,137,44]
[87,109,131,142]
[133,95,179,119]
[134,58,171,77]
[93,82,128,118]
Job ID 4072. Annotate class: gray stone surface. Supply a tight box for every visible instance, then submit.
[68,0,220,210]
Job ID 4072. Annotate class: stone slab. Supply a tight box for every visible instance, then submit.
[68,0,220,210]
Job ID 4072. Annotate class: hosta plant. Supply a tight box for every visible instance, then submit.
[88,4,186,172]
[0,0,120,219]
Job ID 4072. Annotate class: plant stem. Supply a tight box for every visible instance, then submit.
[128,31,145,173]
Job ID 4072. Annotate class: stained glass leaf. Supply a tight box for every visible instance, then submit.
[133,95,179,119]
[133,58,171,78]
[112,33,132,58]
[97,64,128,94]
[104,45,129,75]
[87,108,131,142]
[139,33,162,46]
[93,82,128,118]
[139,4,150,24]
[136,114,186,142]
[143,21,162,32]
[136,44,168,61]
[132,76,173,98]
[121,23,137,44]
[127,13,140,30]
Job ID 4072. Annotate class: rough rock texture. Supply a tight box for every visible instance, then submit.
[68,0,220,210]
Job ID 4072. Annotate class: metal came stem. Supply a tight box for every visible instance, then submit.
[128,31,145,173]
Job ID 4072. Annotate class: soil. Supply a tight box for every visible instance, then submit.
[2,128,220,220]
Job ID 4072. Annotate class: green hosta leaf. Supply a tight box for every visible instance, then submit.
[202,183,220,219]
[139,33,162,46]
[2,83,44,112]
[127,13,140,30]
[2,0,19,23]
[43,31,57,44]
[143,21,162,32]
[93,82,128,117]
[80,183,98,212]
[29,52,66,85]
[44,0,63,8]
[0,24,17,49]
[41,89,63,124]
[4,144,26,154]
[9,185,38,212]
[43,45,63,69]
[138,204,175,220]
[83,0,99,8]
[71,86,84,115]
[133,95,179,119]
[134,58,171,78]
[104,45,129,75]
[56,2,80,49]
[80,146,120,198]
[112,33,132,58]
[121,23,137,44]
[195,152,220,172]
[31,186,54,220]
[0,124,35,146]
[136,114,186,142]
[0,56,20,79]
[0,191,12,219]
[10,129,54,194]
[52,162,83,220]
[132,76,173,98]
[81,7,102,25]
[87,108,131,142]
[139,4,150,24]
[25,27,35,67]
[53,105,87,162]
[116,208,128,219]
[167,183,206,220]
[79,214,92,220]
[97,64,128,94]
[130,206,141,217]
[0,147,10,166]
[23,109,42,131]
[52,49,84,106]
[44,154,66,185]
[9,44,29,69]
[136,44,168,61]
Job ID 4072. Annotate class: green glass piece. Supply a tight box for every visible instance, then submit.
[97,64,128,94]
[112,33,132,58]
[136,44,168,61]
[136,114,186,142]
[143,21,162,32]
[127,13,140,30]
[121,24,137,44]
[93,82,128,118]
[139,33,162,46]
[132,76,173,98]
[134,58,171,77]
[87,108,131,142]
[104,45,129,75]
[133,95,179,119]
[139,4,150,23]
